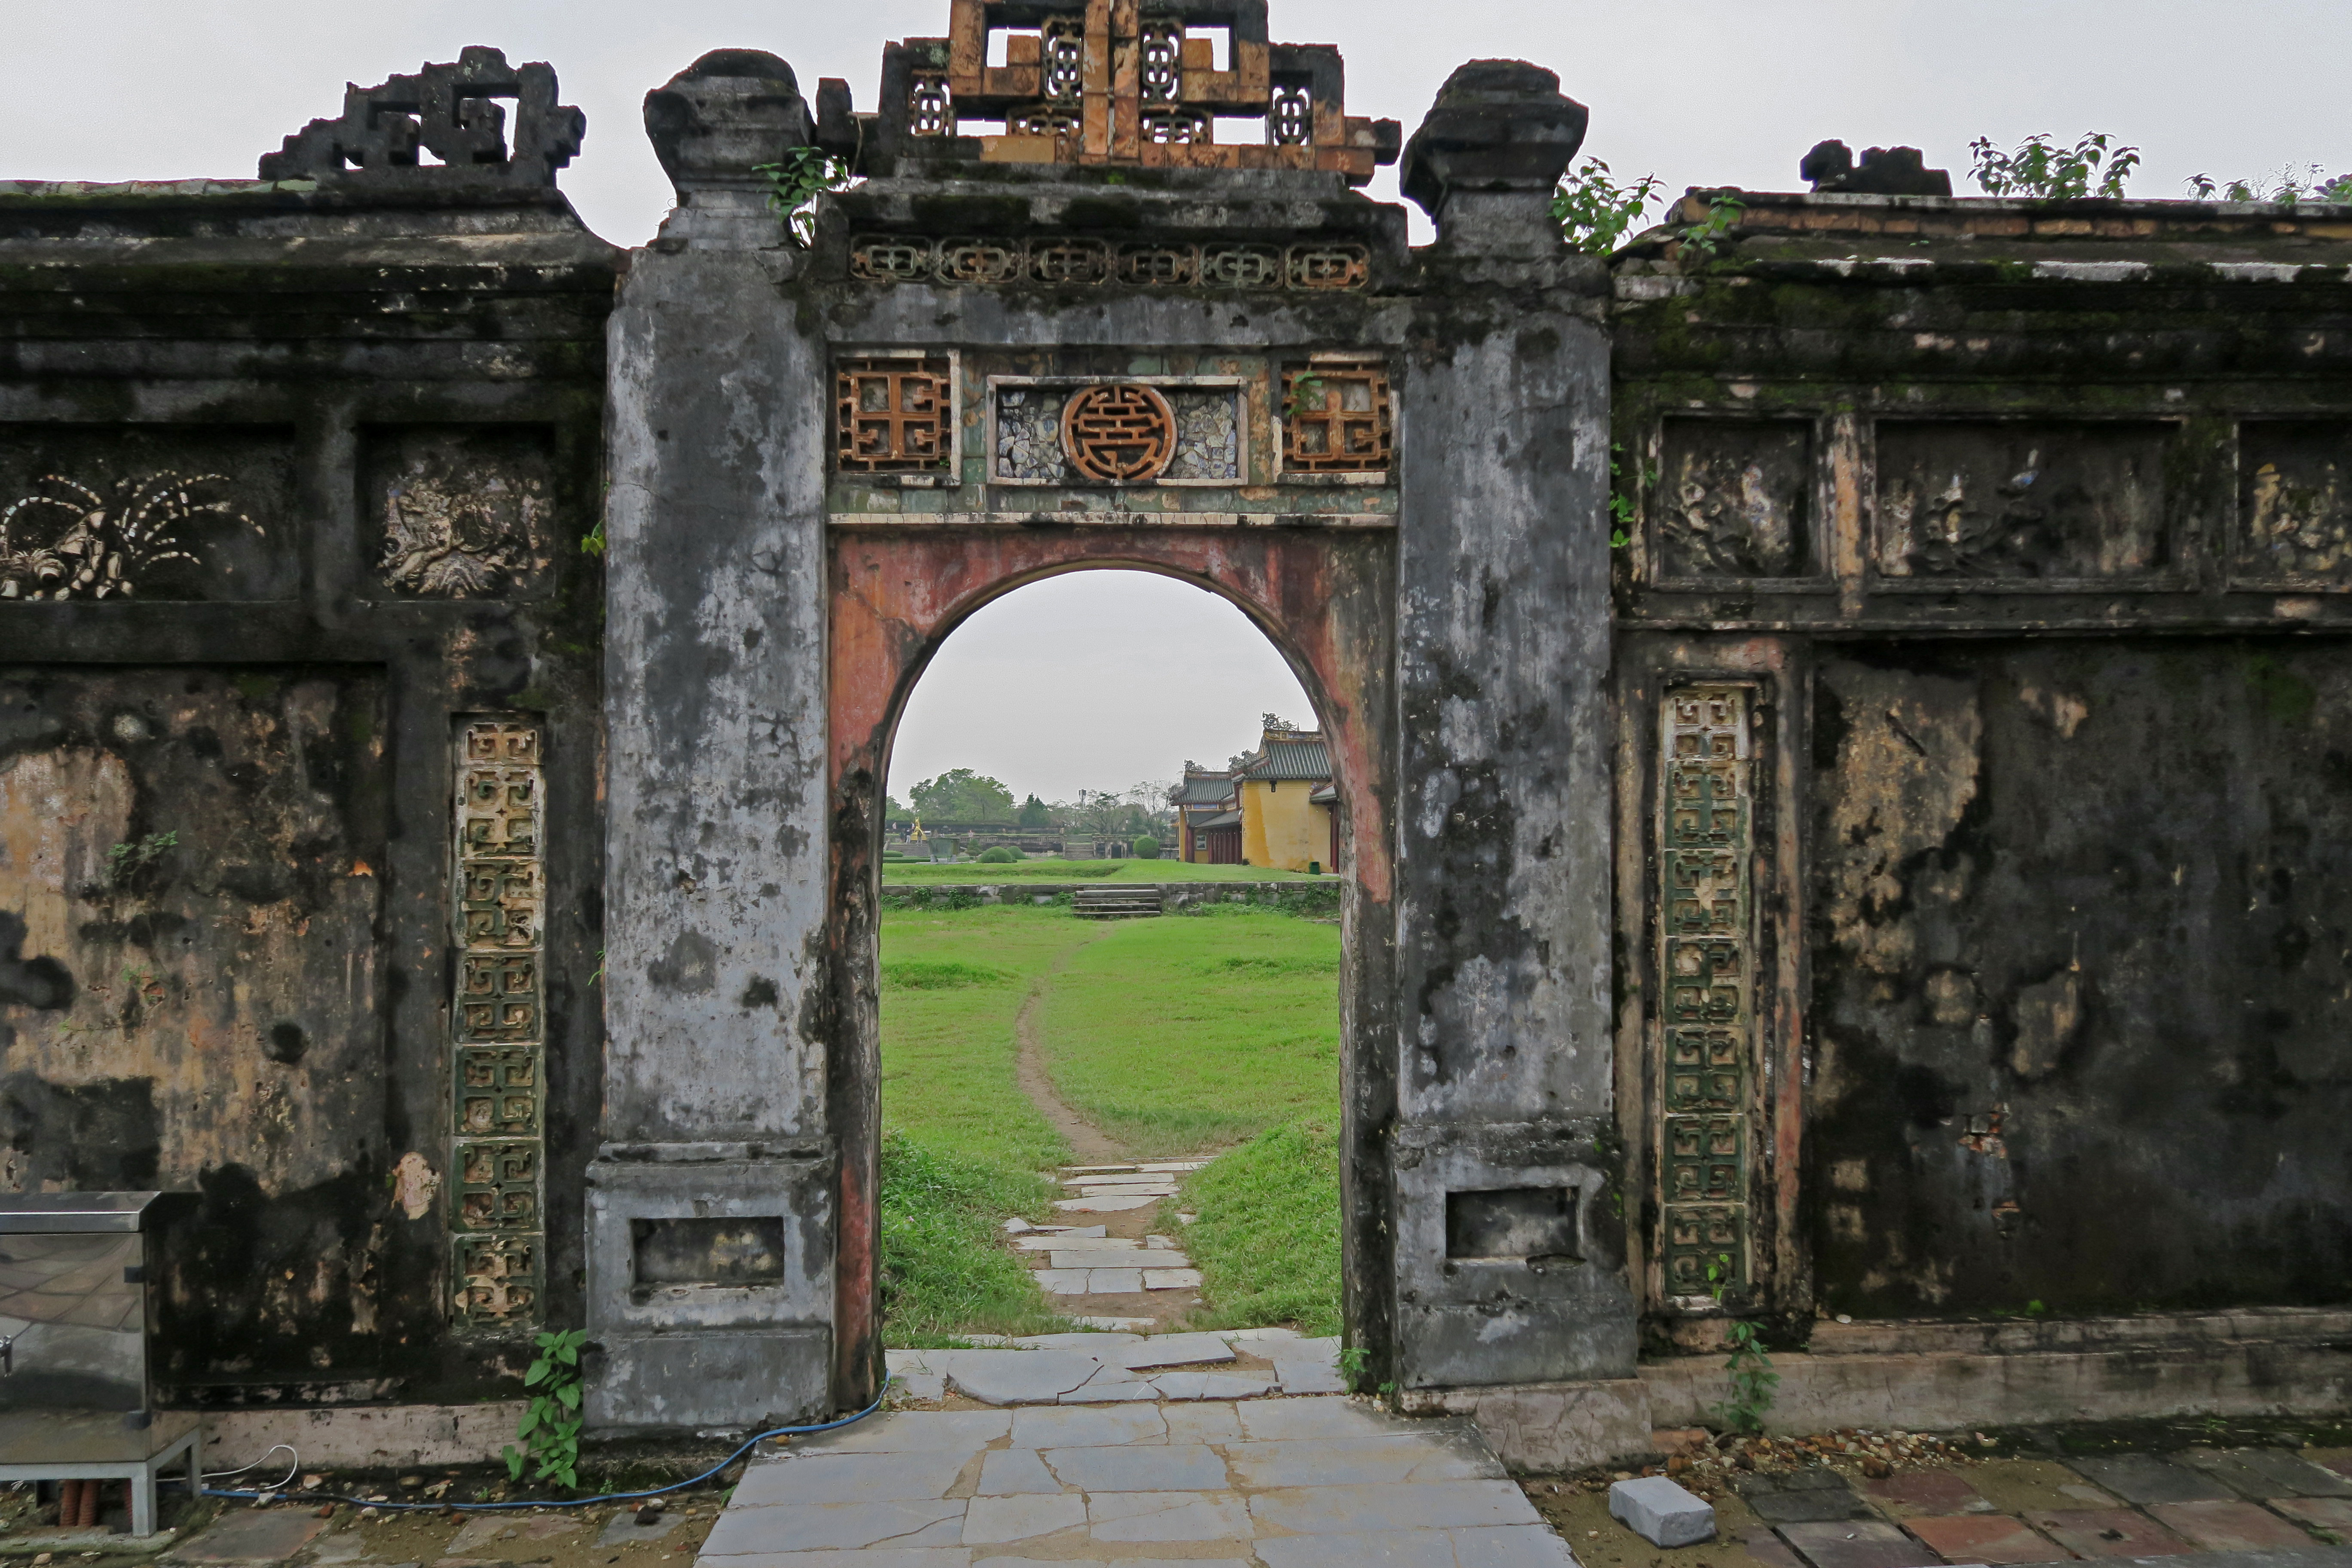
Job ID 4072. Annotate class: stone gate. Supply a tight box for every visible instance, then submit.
[0,0,2345,1468]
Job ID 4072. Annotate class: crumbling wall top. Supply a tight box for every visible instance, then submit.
[258,46,585,190]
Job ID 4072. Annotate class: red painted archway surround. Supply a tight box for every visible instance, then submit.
[824,522,1396,1401]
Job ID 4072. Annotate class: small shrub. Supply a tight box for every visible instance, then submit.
[1552,157,1664,255]
[1131,836,1161,860]
[1969,132,2139,199]
[976,846,1021,864]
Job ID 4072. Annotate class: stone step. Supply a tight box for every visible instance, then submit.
[1072,885,1165,920]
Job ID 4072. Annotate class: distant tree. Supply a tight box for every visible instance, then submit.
[885,795,914,822]
[1016,793,1054,831]
[1262,712,1299,735]
[910,769,1016,823]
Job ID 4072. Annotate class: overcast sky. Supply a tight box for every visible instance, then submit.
[7,1,2344,800]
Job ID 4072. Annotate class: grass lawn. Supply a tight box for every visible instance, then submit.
[883,858,1323,883]
[1036,911,1340,1157]
[876,902,1344,1342]
[876,907,1107,1342]
[1166,1121,1342,1339]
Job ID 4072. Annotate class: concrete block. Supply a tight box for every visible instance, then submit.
[1609,1476,1716,1547]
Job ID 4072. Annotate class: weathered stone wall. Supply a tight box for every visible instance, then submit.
[1609,190,2352,1348]
[0,174,616,1403]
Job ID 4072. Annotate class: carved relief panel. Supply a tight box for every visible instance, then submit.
[366,429,555,599]
[989,377,1244,486]
[1657,686,1760,1308]
[2236,422,2352,585]
[451,718,546,1329]
[1874,422,2172,582]
[1280,361,1393,478]
[1654,420,1814,581]
[836,355,957,482]
[0,428,294,601]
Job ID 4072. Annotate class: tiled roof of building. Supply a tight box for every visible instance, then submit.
[1194,810,1243,829]
[1308,783,1337,804]
[1175,771,1237,804]
[1239,735,1331,782]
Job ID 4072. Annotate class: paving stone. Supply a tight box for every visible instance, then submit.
[2322,1455,2352,1481]
[1222,1326,1302,1341]
[947,1350,1106,1405]
[2181,1447,2352,1499]
[1034,1269,1097,1295]
[961,1493,1088,1544]
[2147,1499,2324,1550]
[1138,1162,1210,1172]
[1090,1268,1145,1292]
[692,1553,971,1568]
[1010,1404,1168,1449]
[1161,1403,1246,1445]
[1059,1380,1164,1404]
[166,1508,331,1564]
[1901,1513,2059,1564]
[1237,1396,1408,1441]
[2026,1506,2197,1558]
[1111,1333,1237,1369]
[1860,1469,1992,1514]
[801,1410,1011,1453]
[1142,1268,1203,1289]
[1043,1444,1229,1492]
[1740,1528,1811,1568]
[1271,1361,1348,1395]
[1062,1164,1140,1174]
[1609,1476,1715,1546]
[1152,1371,1274,1401]
[976,1561,1249,1568]
[699,1498,966,1555]
[734,1449,975,1507]
[447,1517,514,1554]
[1250,1530,1456,1568]
[2066,1453,2236,1504]
[1084,1491,1252,1544]
[974,1449,1061,1496]
[1072,1316,1155,1331]
[1733,1470,1868,1524]
[1055,1195,1158,1213]
[1246,1479,1540,1534]
[1225,1434,1504,1488]
[2272,1496,2352,1531]
[1145,1234,1179,1249]
[1054,1250,1170,1270]
[893,1372,947,1402]
[1774,1520,1941,1568]
[1078,1359,1148,1384]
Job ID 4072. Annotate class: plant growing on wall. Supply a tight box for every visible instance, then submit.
[2185,165,2352,204]
[1552,158,1665,256]
[504,1328,589,1490]
[756,147,853,245]
[1969,132,2140,199]
[1712,1320,1780,1435]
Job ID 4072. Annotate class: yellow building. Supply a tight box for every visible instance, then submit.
[1233,726,1336,874]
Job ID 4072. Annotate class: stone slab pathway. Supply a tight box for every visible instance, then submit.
[696,1394,1576,1568]
[885,1329,1343,1405]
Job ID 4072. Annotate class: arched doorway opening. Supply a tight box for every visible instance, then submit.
[826,529,1397,1404]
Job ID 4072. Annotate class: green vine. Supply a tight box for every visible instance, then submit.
[753,147,854,245]
[105,830,178,888]
[1676,193,1746,261]
[504,1328,589,1490]
[1551,158,1665,256]
[1969,132,2140,199]
[1712,1319,1780,1435]
[1607,442,1654,549]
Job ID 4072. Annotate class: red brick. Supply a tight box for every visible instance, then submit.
[1903,1513,2059,1565]
[1776,1521,1941,1568]
[2147,1499,2318,1551]
[1863,1471,1990,1515]
[2028,1507,2195,1558]
[2270,1496,2352,1533]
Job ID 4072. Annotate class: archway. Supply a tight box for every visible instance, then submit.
[826,525,1398,1403]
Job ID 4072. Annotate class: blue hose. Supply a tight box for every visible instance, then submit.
[202,1379,894,1513]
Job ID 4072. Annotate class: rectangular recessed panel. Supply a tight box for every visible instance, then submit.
[631,1217,788,1287]
[1656,419,1813,579]
[1445,1186,1580,1262]
[1874,421,2171,580]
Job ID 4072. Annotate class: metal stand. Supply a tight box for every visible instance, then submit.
[0,1412,203,1539]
